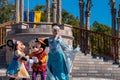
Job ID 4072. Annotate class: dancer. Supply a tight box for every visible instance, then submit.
[47,25,80,80]
[28,38,48,80]
[6,39,30,80]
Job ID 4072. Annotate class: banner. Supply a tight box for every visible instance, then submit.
[34,11,41,28]
[24,11,27,22]
[29,11,34,22]
[24,11,41,28]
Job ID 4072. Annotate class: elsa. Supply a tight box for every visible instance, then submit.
[46,26,80,80]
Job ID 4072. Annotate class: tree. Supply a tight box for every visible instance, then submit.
[31,5,46,22]
[91,21,111,35]
[0,0,14,24]
[62,9,79,26]
[32,5,80,26]
[90,21,112,57]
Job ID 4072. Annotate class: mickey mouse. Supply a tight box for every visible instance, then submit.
[28,38,48,80]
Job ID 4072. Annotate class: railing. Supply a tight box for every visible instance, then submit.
[72,26,120,62]
[23,22,120,62]
[0,21,120,63]
[0,28,6,47]
[0,21,14,48]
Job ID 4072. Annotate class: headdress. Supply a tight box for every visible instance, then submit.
[52,25,60,32]
[35,38,46,45]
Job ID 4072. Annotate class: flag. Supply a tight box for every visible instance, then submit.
[24,11,27,22]
[29,11,34,22]
[34,11,41,28]
[24,11,42,28]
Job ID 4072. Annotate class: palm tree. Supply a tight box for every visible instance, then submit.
[46,0,50,22]
[52,0,57,23]
[57,0,62,24]
[0,0,14,23]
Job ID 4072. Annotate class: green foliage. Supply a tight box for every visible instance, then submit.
[0,2,80,25]
[90,21,112,57]
[0,0,14,23]
[31,5,46,22]
[62,9,79,26]
[34,5,46,12]
[91,21,111,35]
[32,5,80,26]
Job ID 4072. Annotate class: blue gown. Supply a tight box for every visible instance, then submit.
[46,36,80,80]
[6,54,21,75]
[6,50,30,78]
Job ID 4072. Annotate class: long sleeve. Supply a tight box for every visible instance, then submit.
[27,53,35,58]
[59,39,81,73]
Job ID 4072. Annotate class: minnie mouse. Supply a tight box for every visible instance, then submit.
[6,39,30,80]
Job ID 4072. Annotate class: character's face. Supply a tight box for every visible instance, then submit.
[53,29,59,36]
[16,41,25,51]
[32,42,43,54]
[33,42,41,48]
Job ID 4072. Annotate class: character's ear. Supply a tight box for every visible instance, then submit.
[7,39,14,48]
[44,38,49,47]
[40,38,49,51]
[35,38,39,42]
[7,39,17,50]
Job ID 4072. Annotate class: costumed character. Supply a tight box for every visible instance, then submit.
[28,38,48,80]
[6,39,30,80]
[46,26,80,80]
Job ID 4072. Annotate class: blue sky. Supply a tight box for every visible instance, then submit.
[8,0,120,27]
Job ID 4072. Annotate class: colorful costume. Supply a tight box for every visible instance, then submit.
[6,39,30,80]
[6,50,30,79]
[46,36,80,80]
[28,38,48,80]
[28,50,47,80]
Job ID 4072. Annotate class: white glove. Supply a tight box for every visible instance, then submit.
[27,59,34,64]
[32,57,39,63]
[54,35,59,40]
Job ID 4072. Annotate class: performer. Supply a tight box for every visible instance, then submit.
[46,25,80,80]
[28,38,48,80]
[6,39,30,80]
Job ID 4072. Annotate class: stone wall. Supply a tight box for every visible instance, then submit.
[0,47,7,67]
